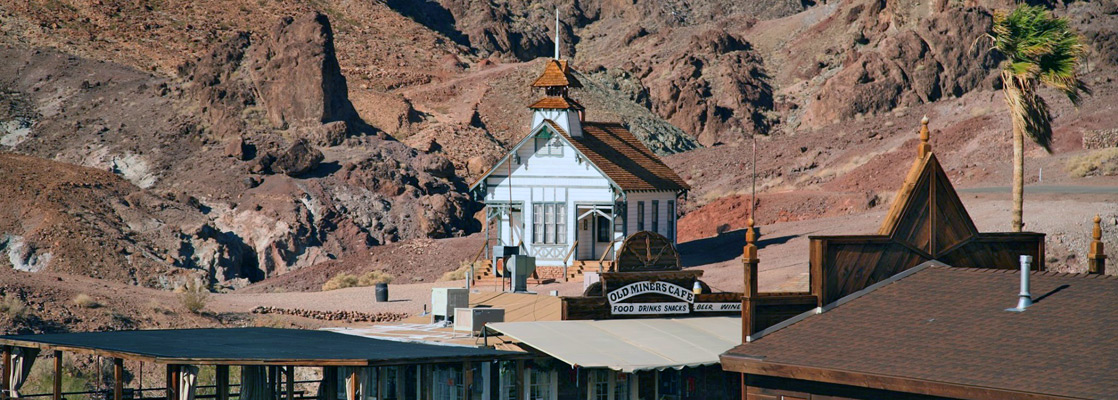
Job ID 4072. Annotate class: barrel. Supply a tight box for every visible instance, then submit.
[375,283,389,302]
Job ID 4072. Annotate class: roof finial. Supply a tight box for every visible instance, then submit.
[1089,214,1107,274]
[554,8,560,60]
[918,115,931,159]
[742,217,759,342]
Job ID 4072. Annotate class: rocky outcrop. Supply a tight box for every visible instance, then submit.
[801,8,1000,128]
[251,306,408,323]
[247,13,359,131]
[642,31,773,146]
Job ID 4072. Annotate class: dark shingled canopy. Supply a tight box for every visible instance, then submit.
[0,328,527,366]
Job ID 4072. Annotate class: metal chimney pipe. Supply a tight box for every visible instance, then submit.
[1007,255,1034,312]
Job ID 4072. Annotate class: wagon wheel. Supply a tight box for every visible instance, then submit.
[614,231,681,272]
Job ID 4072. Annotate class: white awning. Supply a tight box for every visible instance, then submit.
[487,317,741,372]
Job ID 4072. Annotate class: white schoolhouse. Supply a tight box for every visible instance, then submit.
[469,56,689,276]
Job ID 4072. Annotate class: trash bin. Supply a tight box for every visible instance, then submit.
[375,283,389,302]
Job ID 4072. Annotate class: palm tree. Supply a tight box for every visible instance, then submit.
[990,4,1089,231]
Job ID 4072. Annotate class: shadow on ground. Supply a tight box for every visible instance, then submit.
[677,228,797,267]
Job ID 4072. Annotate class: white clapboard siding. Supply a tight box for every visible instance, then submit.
[626,191,679,243]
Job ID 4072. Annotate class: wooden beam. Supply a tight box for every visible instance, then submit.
[52,351,61,400]
[216,365,229,400]
[113,358,123,400]
[2,345,11,400]
[286,366,294,400]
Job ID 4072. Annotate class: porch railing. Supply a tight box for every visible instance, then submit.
[597,236,624,273]
[561,241,578,282]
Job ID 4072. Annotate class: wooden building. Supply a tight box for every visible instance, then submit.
[0,328,532,400]
[468,47,689,280]
[717,119,1111,399]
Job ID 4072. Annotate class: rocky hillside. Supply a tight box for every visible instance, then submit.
[1,0,1117,290]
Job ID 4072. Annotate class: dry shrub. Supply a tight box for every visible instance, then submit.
[0,294,29,321]
[1066,148,1118,177]
[73,294,101,308]
[440,261,478,282]
[321,270,394,291]
[179,280,210,314]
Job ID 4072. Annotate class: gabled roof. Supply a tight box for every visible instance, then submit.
[531,59,582,88]
[808,119,1044,305]
[469,120,689,193]
[547,120,690,192]
[722,265,1118,399]
[528,96,584,110]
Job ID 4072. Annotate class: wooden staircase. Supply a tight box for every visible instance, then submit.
[470,260,555,288]
[565,261,615,281]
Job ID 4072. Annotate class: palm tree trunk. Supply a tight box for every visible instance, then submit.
[1012,120,1025,232]
[1003,71,1026,232]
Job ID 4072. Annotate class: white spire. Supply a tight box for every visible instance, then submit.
[554,8,560,60]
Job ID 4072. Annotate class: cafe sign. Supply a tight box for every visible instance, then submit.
[607,281,740,315]
[607,281,695,304]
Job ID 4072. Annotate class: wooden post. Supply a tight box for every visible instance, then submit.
[515,361,525,400]
[113,358,123,400]
[52,351,61,400]
[285,367,294,400]
[216,366,229,400]
[1089,215,1107,275]
[322,367,336,400]
[2,346,11,400]
[462,362,471,396]
[741,219,759,343]
[346,368,357,400]
[166,365,178,400]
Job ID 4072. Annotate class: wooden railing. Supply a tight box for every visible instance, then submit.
[561,241,579,282]
[597,236,624,273]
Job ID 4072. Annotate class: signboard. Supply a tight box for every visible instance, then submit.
[607,281,695,304]
[611,302,690,315]
[693,302,742,312]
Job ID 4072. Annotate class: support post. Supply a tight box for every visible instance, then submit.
[1089,215,1107,275]
[741,219,759,343]
[285,367,294,400]
[322,367,336,400]
[216,366,229,400]
[2,346,11,400]
[53,351,61,400]
[515,361,525,400]
[166,365,180,400]
[113,358,123,400]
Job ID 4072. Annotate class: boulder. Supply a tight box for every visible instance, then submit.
[224,136,248,160]
[272,139,323,176]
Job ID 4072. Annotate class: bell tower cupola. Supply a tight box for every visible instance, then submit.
[529,8,584,137]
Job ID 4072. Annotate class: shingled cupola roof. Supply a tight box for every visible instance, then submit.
[532,59,582,88]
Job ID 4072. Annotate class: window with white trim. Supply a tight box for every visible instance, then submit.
[525,367,556,400]
[533,203,566,244]
[432,364,464,400]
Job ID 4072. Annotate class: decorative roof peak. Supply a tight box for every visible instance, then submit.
[918,116,931,159]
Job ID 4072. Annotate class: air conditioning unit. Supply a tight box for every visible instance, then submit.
[431,288,469,322]
[454,308,505,335]
[508,255,536,293]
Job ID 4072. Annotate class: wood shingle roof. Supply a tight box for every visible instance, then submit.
[531,59,582,88]
[546,120,689,192]
[722,266,1118,399]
